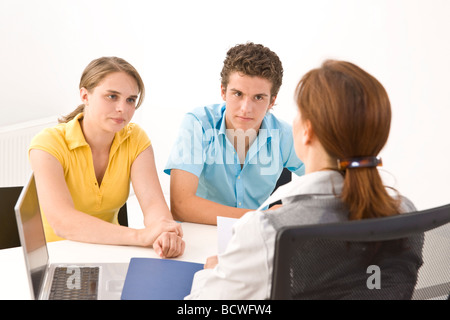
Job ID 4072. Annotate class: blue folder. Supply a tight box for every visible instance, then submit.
[121,257,204,300]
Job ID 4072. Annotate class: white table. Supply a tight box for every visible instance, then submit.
[1,188,448,300]
[0,222,217,300]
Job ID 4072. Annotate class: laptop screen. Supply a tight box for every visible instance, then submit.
[14,174,49,300]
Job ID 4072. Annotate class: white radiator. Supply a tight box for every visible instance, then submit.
[0,117,57,187]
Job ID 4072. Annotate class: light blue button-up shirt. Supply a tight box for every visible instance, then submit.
[164,103,304,210]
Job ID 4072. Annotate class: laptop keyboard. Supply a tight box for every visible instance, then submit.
[49,267,99,300]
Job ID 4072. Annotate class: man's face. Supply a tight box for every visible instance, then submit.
[221,72,276,133]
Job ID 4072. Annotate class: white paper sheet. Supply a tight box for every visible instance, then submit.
[217,216,238,254]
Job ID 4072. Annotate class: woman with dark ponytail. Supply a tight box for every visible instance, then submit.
[185,60,423,300]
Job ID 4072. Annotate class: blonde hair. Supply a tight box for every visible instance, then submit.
[59,57,145,123]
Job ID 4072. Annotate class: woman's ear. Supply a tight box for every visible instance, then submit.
[80,87,89,105]
[302,119,314,145]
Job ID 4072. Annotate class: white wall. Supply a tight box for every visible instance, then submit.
[1,0,449,210]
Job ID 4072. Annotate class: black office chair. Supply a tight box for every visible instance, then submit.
[271,203,450,300]
[269,168,292,208]
[0,186,23,249]
[118,202,128,227]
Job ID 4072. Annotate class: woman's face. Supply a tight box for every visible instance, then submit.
[81,71,138,134]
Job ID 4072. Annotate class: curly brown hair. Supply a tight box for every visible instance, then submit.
[220,42,283,98]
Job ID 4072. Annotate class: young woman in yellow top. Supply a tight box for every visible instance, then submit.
[29,57,184,258]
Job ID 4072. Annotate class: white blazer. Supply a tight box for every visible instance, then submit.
[185,171,346,300]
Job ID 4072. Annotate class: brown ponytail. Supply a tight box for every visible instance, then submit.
[58,104,85,123]
[295,60,399,220]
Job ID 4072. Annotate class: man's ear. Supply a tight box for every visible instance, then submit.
[268,95,277,111]
[220,84,226,101]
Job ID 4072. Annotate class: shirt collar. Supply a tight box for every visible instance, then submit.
[64,112,132,152]
[258,170,344,210]
[64,113,88,150]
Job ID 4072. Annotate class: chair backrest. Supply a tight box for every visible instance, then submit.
[269,168,292,208]
[118,202,128,227]
[0,186,23,249]
[271,203,450,300]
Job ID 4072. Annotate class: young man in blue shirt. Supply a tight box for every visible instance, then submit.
[164,42,304,224]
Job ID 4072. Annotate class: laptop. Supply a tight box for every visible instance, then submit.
[14,173,129,300]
